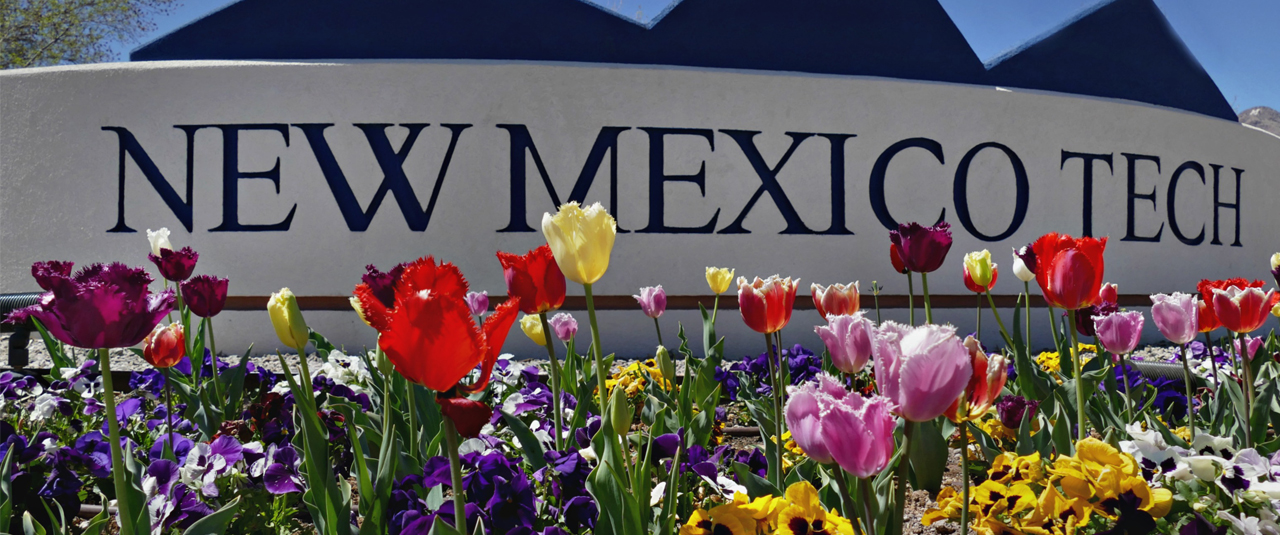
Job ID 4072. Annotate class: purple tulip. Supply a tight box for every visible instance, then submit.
[548,313,578,342]
[889,222,953,273]
[4,261,175,348]
[148,246,199,282]
[814,312,876,375]
[181,275,229,318]
[995,395,1040,429]
[1150,292,1199,345]
[1094,310,1144,355]
[465,291,489,317]
[633,285,667,319]
[361,262,408,308]
[784,374,895,477]
[872,322,971,422]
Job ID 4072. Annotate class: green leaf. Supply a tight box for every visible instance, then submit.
[0,448,13,534]
[221,344,255,416]
[22,511,46,535]
[732,462,781,498]
[499,410,548,471]
[907,418,947,493]
[182,497,242,535]
[587,460,639,535]
[310,329,338,354]
[428,515,466,535]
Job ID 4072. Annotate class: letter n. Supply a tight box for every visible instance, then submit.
[104,126,204,233]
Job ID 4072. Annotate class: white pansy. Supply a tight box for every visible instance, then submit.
[317,350,372,392]
[30,394,60,421]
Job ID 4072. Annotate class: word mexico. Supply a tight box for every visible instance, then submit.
[106,122,1245,246]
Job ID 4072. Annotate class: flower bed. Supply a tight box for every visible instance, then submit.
[2,207,1280,535]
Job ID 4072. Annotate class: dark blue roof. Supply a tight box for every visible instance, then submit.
[129,0,1236,121]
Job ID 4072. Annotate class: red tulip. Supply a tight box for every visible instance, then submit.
[1098,283,1118,305]
[1031,233,1108,310]
[142,323,186,368]
[737,276,799,334]
[1211,286,1275,334]
[945,336,1007,423]
[1197,278,1266,333]
[4,261,175,348]
[437,398,494,438]
[889,244,908,274]
[181,275,229,318]
[811,282,860,321]
[497,245,566,314]
[962,263,999,293]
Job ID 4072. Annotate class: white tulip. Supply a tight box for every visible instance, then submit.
[147,228,172,256]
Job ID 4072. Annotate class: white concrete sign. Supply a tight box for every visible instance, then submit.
[2,60,1278,358]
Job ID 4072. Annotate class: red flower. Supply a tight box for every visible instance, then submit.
[142,323,185,368]
[497,245,566,314]
[889,244,908,274]
[438,398,494,438]
[1210,285,1275,334]
[1031,233,1108,311]
[181,275,229,318]
[738,276,799,334]
[962,264,999,293]
[1197,278,1266,333]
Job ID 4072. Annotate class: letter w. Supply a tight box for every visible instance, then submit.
[295,123,471,231]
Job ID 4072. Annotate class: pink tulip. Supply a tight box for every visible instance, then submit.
[872,322,971,422]
[1099,282,1119,305]
[634,285,667,319]
[465,291,489,317]
[815,312,876,375]
[1093,310,1144,355]
[1235,336,1264,361]
[1212,286,1276,334]
[1150,292,1199,345]
[785,374,896,478]
[548,312,578,342]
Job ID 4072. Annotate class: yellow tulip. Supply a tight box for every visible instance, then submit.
[1273,302,1280,318]
[541,202,616,285]
[268,288,310,350]
[963,250,996,288]
[520,314,547,346]
[706,267,735,295]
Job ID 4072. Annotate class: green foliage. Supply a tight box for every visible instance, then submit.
[1,0,177,68]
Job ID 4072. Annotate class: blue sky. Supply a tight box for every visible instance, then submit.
[113,0,1277,113]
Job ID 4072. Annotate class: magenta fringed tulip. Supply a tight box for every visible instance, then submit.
[1094,310,1144,355]
[815,312,875,375]
[465,291,489,317]
[872,322,971,422]
[181,275,229,318]
[634,285,667,319]
[148,246,199,282]
[4,261,175,348]
[889,222,953,273]
[785,374,896,477]
[1150,292,1199,345]
[548,312,578,342]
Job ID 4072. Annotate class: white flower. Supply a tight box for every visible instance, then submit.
[317,350,372,392]
[1217,509,1280,535]
[578,447,598,463]
[30,394,60,421]
[650,482,667,506]
[147,228,172,256]
[458,438,490,456]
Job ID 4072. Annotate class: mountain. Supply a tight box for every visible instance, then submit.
[1240,106,1280,137]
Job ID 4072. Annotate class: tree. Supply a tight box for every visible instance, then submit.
[0,0,177,69]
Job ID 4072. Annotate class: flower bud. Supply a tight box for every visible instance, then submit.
[146,228,172,257]
[142,323,185,369]
[706,267,734,295]
[609,384,631,437]
[268,288,310,350]
[520,314,547,347]
[656,346,675,387]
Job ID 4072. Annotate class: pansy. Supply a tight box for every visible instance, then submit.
[180,435,244,497]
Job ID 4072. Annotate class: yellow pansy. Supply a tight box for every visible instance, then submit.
[680,502,756,535]
[733,492,785,532]
[922,487,962,526]
[775,481,854,535]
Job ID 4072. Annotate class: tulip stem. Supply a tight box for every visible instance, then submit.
[906,273,915,326]
[984,290,1014,349]
[920,272,934,324]
[959,422,970,535]
[406,379,419,454]
[832,467,858,527]
[711,294,720,325]
[1048,306,1062,350]
[860,476,876,535]
[653,317,664,348]
[163,366,175,461]
[889,421,915,535]
[1204,331,1220,389]
[99,348,137,535]
[539,312,566,451]
[975,294,982,341]
[1121,352,1134,425]
[1180,343,1196,439]
[584,283,608,414]
[1067,314,1086,441]
[872,282,882,325]
[1230,332,1253,448]
[765,333,785,490]
[443,417,467,531]
[1023,282,1033,351]
[204,318,222,402]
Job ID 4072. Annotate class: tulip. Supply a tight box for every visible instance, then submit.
[1099,283,1119,305]
[520,314,547,347]
[1012,245,1036,282]
[1031,233,1108,311]
[889,244,909,274]
[738,276,800,335]
[889,222,952,274]
[811,282,860,321]
[785,374,895,478]
[1094,311,1144,355]
[1212,286,1275,334]
[706,267,735,295]
[497,245,567,314]
[143,323,185,369]
[181,275,229,318]
[815,312,875,375]
[995,396,1039,429]
[3,261,174,535]
[147,227,172,256]
[1150,293,1199,345]
[541,202,616,285]
[1271,253,1280,286]
[548,313,578,342]
[634,286,667,319]
[465,291,489,317]
[963,250,997,291]
[873,322,971,422]
[945,336,1008,423]
[149,246,199,282]
[268,288,310,351]
[784,380,835,464]
[1235,336,1263,362]
[1197,278,1265,334]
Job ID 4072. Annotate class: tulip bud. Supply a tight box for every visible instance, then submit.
[520,314,547,347]
[142,323,185,369]
[609,384,631,437]
[811,282,860,321]
[634,286,667,319]
[1273,301,1280,318]
[706,267,734,295]
[1099,283,1119,305]
[548,312,578,342]
[465,291,489,317]
[375,348,394,376]
[268,288,310,350]
[963,250,996,288]
[146,227,172,257]
[656,346,675,387]
[1012,245,1036,282]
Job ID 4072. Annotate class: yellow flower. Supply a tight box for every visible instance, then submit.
[972,481,1037,519]
[922,487,962,526]
[1010,453,1045,486]
[680,502,756,535]
[268,288,309,350]
[541,201,616,285]
[520,314,547,346]
[1036,351,1061,373]
[964,250,996,288]
[1075,438,1137,478]
[733,492,785,532]
[706,267,735,295]
[775,481,855,535]
[1022,485,1092,532]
